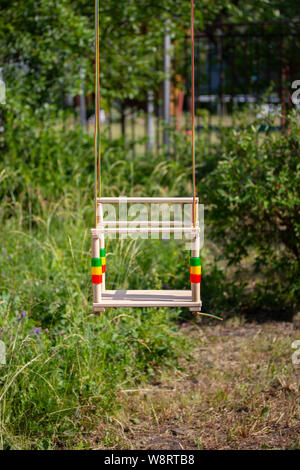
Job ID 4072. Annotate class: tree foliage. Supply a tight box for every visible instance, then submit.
[1,0,298,108]
[202,112,300,311]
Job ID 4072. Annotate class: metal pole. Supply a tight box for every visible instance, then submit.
[121,102,126,139]
[163,20,171,149]
[79,67,87,128]
[147,90,154,151]
[217,29,224,118]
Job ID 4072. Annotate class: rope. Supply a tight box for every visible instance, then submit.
[191,0,196,227]
[94,0,102,228]
[94,0,98,227]
[97,0,102,202]
[195,312,223,321]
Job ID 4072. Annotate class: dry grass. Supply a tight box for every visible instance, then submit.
[87,319,300,450]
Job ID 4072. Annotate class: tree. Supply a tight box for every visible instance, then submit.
[2,0,297,109]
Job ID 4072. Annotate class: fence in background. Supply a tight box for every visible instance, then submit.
[78,22,300,155]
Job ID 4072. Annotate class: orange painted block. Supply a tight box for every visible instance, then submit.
[91,267,102,275]
[190,266,201,275]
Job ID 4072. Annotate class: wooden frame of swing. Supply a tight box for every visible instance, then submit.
[91,197,202,312]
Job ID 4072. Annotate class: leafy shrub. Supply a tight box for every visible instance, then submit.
[202,111,300,316]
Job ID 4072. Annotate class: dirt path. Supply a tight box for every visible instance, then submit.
[89,321,300,450]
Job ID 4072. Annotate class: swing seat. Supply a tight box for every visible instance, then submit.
[93,290,202,311]
[91,197,201,312]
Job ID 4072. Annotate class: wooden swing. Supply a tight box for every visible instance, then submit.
[91,0,201,313]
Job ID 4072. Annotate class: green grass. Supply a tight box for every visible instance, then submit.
[0,112,196,449]
[1,106,297,449]
[0,200,190,449]
[96,320,299,450]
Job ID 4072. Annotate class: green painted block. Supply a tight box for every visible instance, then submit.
[100,248,106,257]
[91,258,102,267]
[190,257,200,266]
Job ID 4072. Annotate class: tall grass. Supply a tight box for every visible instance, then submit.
[1,104,287,448]
[0,109,195,449]
[0,194,189,448]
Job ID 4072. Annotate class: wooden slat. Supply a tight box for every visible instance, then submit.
[92,227,199,235]
[93,290,202,309]
[97,197,199,204]
[100,221,192,226]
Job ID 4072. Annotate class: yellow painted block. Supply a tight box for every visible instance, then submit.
[101,257,106,265]
[190,266,201,275]
[91,266,102,275]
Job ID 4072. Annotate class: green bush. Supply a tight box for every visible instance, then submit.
[202,111,300,316]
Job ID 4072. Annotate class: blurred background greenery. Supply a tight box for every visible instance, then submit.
[0,0,299,449]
